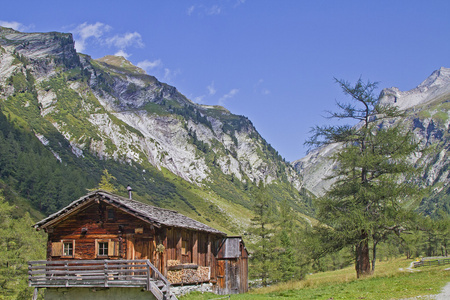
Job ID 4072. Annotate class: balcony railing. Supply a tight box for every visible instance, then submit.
[28,259,176,300]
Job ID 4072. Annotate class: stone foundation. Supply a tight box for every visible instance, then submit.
[44,287,156,300]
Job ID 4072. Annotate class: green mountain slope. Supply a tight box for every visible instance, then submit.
[0,27,313,235]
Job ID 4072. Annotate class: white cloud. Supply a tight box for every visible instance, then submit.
[163,68,181,83]
[207,82,216,95]
[206,5,222,15]
[106,32,143,49]
[234,0,246,7]
[0,20,30,32]
[194,95,205,103]
[254,79,270,95]
[187,5,195,16]
[219,89,239,105]
[191,82,216,104]
[137,59,162,72]
[262,88,271,95]
[114,49,130,59]
[74,22,111,40]
[73,22,111,52]
[72,23,144,55]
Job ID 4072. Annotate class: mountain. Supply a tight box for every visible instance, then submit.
[0,27,313,233]
[293,68,450,215]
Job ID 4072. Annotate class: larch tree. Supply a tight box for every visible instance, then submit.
[306,78,424,278]
[249,181,277,286]
[94,169,118,194]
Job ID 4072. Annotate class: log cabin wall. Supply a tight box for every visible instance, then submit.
[46,201,155,261]
[160,227,220,281]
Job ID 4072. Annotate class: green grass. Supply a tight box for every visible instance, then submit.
[180,258,450,299]
[433,111,448,123]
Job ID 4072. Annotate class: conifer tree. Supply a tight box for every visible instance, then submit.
[249,182,276,286]
[0,195,45,298]
[274,200,298,282]
[95,169,118,193]
[306,78,424,277]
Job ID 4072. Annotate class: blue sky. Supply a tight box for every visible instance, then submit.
[2,0,450,161]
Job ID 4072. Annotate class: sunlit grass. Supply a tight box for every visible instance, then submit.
[180,257,450,299]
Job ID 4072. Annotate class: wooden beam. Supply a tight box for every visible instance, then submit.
[176,230,182,262]
[206,234,211,267]
[192,232,198,265]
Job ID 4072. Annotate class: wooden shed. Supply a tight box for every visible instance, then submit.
[29,190,248,298]
[216,237,249,294]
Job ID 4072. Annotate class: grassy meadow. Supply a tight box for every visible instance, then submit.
[180,257,450,299]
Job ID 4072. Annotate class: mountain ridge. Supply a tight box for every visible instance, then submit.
[379,67,450,111]
[0,27,312,234]
[293,68,450,213]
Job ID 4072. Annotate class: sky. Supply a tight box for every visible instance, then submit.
[2,0,450,161]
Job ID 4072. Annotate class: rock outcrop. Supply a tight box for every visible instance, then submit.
[0,26,303,192]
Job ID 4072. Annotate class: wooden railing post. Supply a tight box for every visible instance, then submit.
[32,287,38,300]
[65,261,69,287]
[104,260,108,287]
[147,263,151,291]
[28,262,32,287]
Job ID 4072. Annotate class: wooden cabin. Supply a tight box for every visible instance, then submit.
[30,190,248,298]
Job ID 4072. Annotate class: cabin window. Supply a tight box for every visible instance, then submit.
[63,241,74,256]
[51,240,75,257]
[98,242,108,256]
[96,239,119,257]
[107,208,115,221]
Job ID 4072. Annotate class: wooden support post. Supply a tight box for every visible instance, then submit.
[32,288,38,300]
[193,232,198,265]
[206,234,211,266]
[163,229,168,277]
[176,230,182,262]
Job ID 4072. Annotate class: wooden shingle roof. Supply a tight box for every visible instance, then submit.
[34,190,226,235]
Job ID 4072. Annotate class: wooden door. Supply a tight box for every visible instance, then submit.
[134,237,154,262]
[217,260,226,291]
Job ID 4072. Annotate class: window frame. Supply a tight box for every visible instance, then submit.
[96,240,109,257]
[106,207,115,221]
[95,239,119,258]
[56,240,75,258]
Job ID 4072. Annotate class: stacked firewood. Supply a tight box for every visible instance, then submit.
[167,269,183,283]
[167,260,180,267]
[166,263,210,283]
[197,266,210,281]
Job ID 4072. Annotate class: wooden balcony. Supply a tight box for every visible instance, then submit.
[28,259,177,300]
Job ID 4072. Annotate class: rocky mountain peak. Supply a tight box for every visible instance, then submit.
[0,27,305,202]
[95,55,146,75]
[419,67,450,89]
[0,27,78,63]
[379,67,450,111]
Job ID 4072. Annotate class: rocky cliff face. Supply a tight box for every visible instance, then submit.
[293,68,450,200]
[0,27,302,193]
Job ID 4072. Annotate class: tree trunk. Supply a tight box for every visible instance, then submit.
[372,240,378,272]
[355,232,371,278]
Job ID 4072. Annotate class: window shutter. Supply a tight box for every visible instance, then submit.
[51,242,63,256]
[115,241,119,256]
[108,240,119,256]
